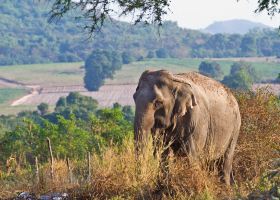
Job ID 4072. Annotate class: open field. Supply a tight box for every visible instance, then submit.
[0,62,84,87]
[0,58,279,115]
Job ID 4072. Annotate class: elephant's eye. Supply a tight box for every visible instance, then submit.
[154,100,163,109]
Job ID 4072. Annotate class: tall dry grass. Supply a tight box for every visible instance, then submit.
[0,89,279,199]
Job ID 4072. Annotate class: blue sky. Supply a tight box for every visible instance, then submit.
[163,0,279,29]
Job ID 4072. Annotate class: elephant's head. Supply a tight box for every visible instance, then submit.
[133,70,197,153]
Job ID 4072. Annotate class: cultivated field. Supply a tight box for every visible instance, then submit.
[0,58,279,115]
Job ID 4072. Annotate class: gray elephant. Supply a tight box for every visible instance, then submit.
[133,70,241,185]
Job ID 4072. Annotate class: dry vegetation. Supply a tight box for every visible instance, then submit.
[0,89,279,200]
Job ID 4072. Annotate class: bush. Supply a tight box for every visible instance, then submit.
[121,51,134,64]
[147,50,155,58]
[156,48,169,58]
[222,62,258,90]
[37,103,49,115]
[198,61,223,80]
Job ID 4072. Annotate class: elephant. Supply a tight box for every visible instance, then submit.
[133,70,241,185]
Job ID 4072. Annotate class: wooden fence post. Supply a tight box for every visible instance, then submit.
[66,157,73,184]
[87,152,91,182]
[47,137,54,180]
[35,156,39,184]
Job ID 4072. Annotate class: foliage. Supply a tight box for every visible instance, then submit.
[198,61,224,79]
[156,48,169,58]
[147,50,155,58]
[222,62,258,90]
[84,50,122,91]
[0,88,27,104]
[37,103,49,116]
[255,0,280,18]
[0,93,133,165]
[0,91,279,199]
[49,0,280,33]
[276,73,280,83]
[49,0,170,33]
[1,1,280,66]
[121,51,134,64]
[52,92,98,121]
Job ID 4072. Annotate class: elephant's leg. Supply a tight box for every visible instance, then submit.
[184,135,199,164]
[223,134,238,185]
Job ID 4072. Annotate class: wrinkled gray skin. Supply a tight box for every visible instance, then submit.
[133,70,241,185]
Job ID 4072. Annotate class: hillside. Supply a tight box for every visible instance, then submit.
[1,1,280,66]
[204,19,271,34]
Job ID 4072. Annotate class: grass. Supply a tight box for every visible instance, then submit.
[0,58,278,87]
[0,90,279,199]
[0,88,27,105]
[0,88,30,115]
[0,62,84,87]
[107,58,280,84]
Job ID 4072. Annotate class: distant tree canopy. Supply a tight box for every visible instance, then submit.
[198,61,224,80]
[49,0,280,33]
[222,62,258,90]
[1,1,280,66]
[37,103,49,116]
[84,50,122,91]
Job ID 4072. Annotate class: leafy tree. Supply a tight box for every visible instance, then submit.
[230,62,259,82]
[84,50,122,91]
[240,35,257,57]
[50,0,171,33]
[49,0,280,33]
[37,103,49,115]
[122,51,134,64]
[51,92,98,121]
[276,73,280,83]
[198,61,224,80]
[147,50,155,58]
[122,105,134,123]
[222,62,258,90]
[156,48,169,58]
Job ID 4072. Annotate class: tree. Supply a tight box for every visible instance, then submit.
[222,62,258,90]
[147,50,155,58]
[240,35,257,57]
[275,73,280,83]
[156,48,169,58]
[50,0,171,33]
[84,50,122,91]
[37,103,49,115]
[122,51,134,64]
[198,61,224,80]
[49,0,280,33]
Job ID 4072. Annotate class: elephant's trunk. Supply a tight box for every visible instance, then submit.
[134,103,155,156]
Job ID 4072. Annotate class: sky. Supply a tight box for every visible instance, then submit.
[163,0,279,29]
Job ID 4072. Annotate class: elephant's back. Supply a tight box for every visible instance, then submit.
[176,71,241,158]
[175,71,237,106]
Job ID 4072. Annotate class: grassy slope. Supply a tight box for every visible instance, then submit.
[0,62,84,87]
[107,58,280,84]
[0,88,29,115]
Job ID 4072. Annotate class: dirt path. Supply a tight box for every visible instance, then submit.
[11,85,41,106]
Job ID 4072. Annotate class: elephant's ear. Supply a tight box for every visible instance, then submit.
[173,87,197,118]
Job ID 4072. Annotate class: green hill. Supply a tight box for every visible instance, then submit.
[1,0,280,66]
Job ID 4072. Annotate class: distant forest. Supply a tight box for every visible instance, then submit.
[1,0,280,66]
